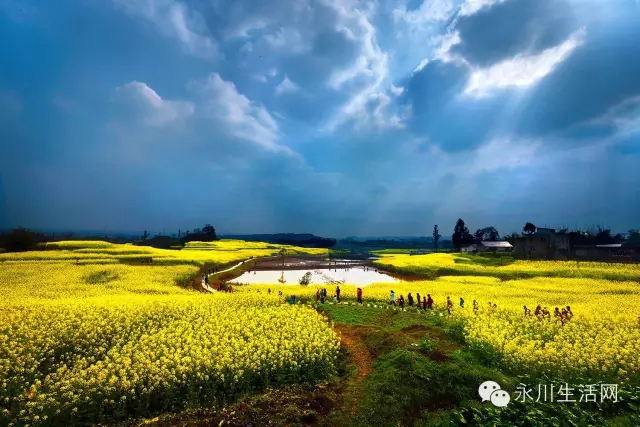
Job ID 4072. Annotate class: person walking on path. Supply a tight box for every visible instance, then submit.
[316,289,321,302]
[399,295,405,311]
[408,293,414,307]
[423,296,427,311]
[336,286,341,302]
[534,305,542,319]
[320,288,326,304]
[416,293,421,309]
[566,306,574,320]
[390,290,396,305]
[459,297,464,308]
[357,287,363,305]
[446,296,453,314]
[542,307,550,320]
[554,307,562,323]
[426,294,433,309]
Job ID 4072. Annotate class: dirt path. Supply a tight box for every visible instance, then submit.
[333,325,373,417]
[336,325,372,379]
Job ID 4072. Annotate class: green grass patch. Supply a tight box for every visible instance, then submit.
[83,270,119,284]
[317,304,385,325]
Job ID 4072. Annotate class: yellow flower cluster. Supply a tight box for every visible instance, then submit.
[374,253,640,281]
[239,276,640,381]
[0,261,339,426]
[0,240,328,267]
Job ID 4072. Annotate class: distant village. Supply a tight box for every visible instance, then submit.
[461,227,640,262]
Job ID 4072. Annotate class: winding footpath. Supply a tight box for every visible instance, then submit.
[201,261,246,292]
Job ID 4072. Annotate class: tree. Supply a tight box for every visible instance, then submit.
[432,225,441,251]
[485,227,500,241]
[142,230,150,241]
[452,218,473,251]
[523,222,536,235]
[202,224,217,241]
[299,272,312,285]
[503,232,520,242]
[474,227,501,243]
[474,228,484,243]
[595,227,614,245]
[2,227,37,252]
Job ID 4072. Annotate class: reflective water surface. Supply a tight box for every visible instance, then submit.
[229,266,399,286]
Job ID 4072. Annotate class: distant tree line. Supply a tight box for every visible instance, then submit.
[503,222,638,246]
[273,236,336,248]
[135,224,218,249]
[0,228,46,252]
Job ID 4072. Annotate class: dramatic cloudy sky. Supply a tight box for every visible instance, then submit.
[1,0,639,237]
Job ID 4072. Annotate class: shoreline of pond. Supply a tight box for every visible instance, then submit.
[210,255,422,286]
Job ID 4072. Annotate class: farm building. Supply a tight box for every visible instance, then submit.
[461,242,513,253]
[477,241,513,252]
[512,228,570,258]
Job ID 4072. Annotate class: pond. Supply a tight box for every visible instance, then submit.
[229,266,399,286]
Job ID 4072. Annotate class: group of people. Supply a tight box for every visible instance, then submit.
[523,305,574,325]
[388,291,479,315]
[389,290,436,311]
[250,284,578,327]
[313,286,365,304]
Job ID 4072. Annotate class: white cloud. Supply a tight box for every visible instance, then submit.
[413,31,465,73]
[393,0,456,25]
[433,31,464,63]
[116,81,195,126]
[113,0,218,60]
[413,57,430,73]
[390,85,404,96]
[589,95,640,136]
[262,26,311,54]
[275,75,300,96]
[189,73,296,156]
[252,74,268,83]
[463,27,587,98]
[469,137,541,173]
[323,0,400,130]
[459,0,511,17]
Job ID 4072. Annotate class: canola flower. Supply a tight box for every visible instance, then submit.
[238,276,640,382]
[3,242,640,425]
[0,239,328,267]
[0,257,339,426]
[374,253,640,281]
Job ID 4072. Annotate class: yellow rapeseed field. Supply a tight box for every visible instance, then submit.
[2,241,639,425]
[374,252,640,281]
[0,243,338,426]
[238,275,640,382]
[0,239,328,266]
